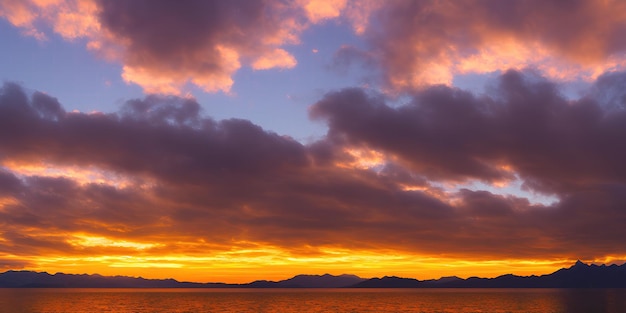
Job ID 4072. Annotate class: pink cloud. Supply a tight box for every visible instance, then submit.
[343,0,626,89]
[0,0,309,94]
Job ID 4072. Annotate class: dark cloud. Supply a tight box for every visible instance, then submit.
[308,69,626,257]
[329,44,378,78]
[1,78,626,263]
[94,0,300,93]
[98,0,267,60]
[120,95,201,127]
[311,70,626,194]
[311,85,508,182]
[31,91,65,121]
[590,71,626,110]
[0,83,309,185]
[0,169,21,196]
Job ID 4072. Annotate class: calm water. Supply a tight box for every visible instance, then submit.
[0,288,625,313]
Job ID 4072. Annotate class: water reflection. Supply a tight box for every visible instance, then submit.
[0,288,624,313]
[557,289,626,313]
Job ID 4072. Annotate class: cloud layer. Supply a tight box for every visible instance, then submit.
[1,0,306,94]
[96,0,302,93]
[6,0,626,95]
[1,71,626,272]
[340,0,626,89]
[311,70,626,193]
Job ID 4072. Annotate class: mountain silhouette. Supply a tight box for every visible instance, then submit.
[0,270,228,288]
[352,261,626,288]
[0,271,364,288]
[247,274,366,288]
[1,261,625,288]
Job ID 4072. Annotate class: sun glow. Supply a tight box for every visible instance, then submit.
[14,240,601,283]
[67,234,161,251]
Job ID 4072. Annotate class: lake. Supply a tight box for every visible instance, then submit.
[0,288,625,313]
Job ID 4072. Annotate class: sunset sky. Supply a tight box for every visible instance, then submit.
[1,0,626,284]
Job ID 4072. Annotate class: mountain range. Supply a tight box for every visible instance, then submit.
[1,261,625,288]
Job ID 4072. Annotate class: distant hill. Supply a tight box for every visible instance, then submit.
[0,270,229,288]
[0,271,364,288]
[247,274,366,288]
[352,261,626,288]
[2,261,625,288]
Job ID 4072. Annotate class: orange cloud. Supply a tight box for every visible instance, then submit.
[252,48,297,70]
[67,234,161,250]
[0,0,310,95]
[301,0,347,23]
[6,0,625,95]
[298,0,380,34]
[0,0,100,41]
[0,0,49,39]
[350,0,626,89]
[336,147,386,170]
[50,0,99,39]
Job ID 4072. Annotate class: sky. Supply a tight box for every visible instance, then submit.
[1,0,626,284]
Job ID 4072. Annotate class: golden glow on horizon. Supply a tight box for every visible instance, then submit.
[9,240,624,283]
[0,159,569,283]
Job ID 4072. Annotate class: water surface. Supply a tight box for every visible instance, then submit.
[1,288,624,313]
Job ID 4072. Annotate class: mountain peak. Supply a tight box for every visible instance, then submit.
[573,260,589,268]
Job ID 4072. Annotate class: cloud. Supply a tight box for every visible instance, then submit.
[0,0,384,96]
[251,48,298,70]
[95,0,305,94]
[0,0,98,40]
[0,0,307,94]
[96,0,302,93]
[5,1,626,96]
[0,168,21,196]
[297,0,380,33]
[300,0,347,23]
[309,69,626,255]
[341,0,626,89]
[1,77,626,266]
[311,70,626,194]
[0,0,49,40]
